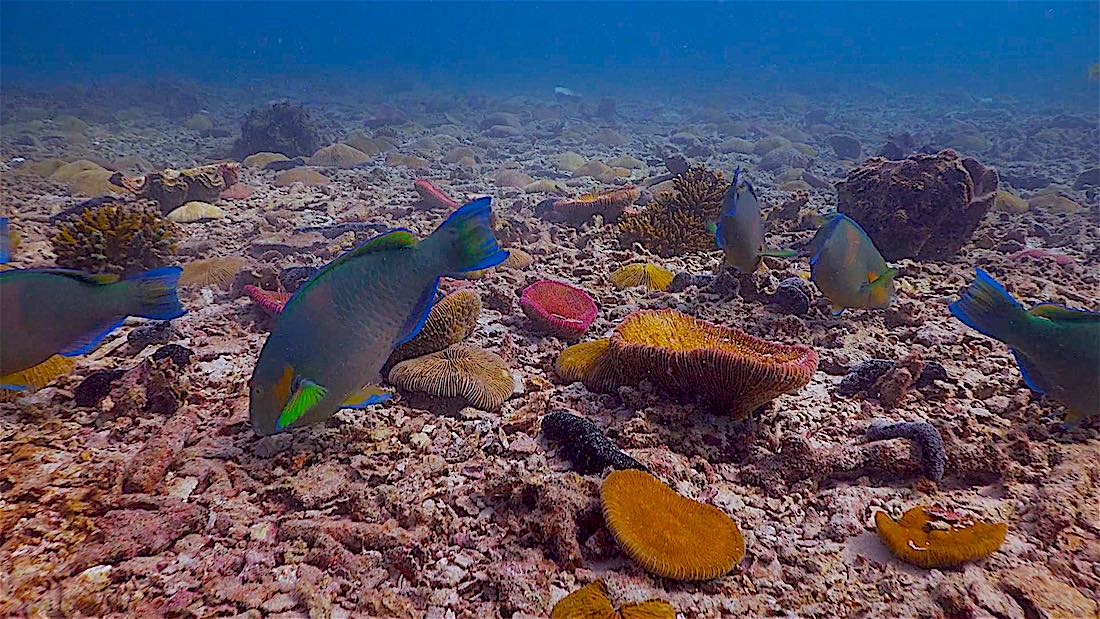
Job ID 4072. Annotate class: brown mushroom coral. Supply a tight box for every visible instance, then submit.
[387,343,513,411]
[539,185,641,224]
[874,506,1006,568]
[601,469,744,581]
[386,290,482,366]
[550,579,675,619]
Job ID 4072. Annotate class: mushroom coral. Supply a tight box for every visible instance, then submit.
[51,201,177,277]
[538,185,641,224]
[557,309,817,418]
[387,343,513,411]
[243,285,291,315]
[874,506,1006,568]
[609,263,673,291]
[520,280,598,339]
[618,167,726,257]
[550,579,675,619]
[180,256,246,289]
[601,469,744,581]
[386,290,482,366]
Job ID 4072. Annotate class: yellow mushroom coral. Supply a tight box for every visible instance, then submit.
[386,290,482,366]
[601,469,744,581]
[555,338,619,392]
[550,579,675,619]
[179,256,246,289]
[387,343,513,410]
[609,263,674,292]
[874,506,1006,568]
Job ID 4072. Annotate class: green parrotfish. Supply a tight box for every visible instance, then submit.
[712,168,795,273]
[0,267,185,388]
[249,197,507,436]
[808,213,896,315]
[950,268,1099,425]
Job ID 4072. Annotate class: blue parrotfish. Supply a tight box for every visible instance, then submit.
[0,267,185,388]
[0,217,11,264]
[248,197,507,436]
[950,268,1099,425]
[808,213,897,315]
[712,168,795,273]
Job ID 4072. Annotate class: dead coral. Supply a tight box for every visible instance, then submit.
[111,162,238,213]
[875,506,1006,569]
[233,101,323,158]
[618,166,726,257]
[51,201,177,276]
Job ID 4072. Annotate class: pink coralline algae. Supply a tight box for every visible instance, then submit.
[1010,247,1075,266]
[413,178,460,210]
[519,280,598,339]
[244,284,292,314]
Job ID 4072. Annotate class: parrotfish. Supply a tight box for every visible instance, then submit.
[950,268,1099,425]
[712,168,795,273]
[249,197,507,436]
[0,217,11,263]
[808,213,897,315]
[0,267,185,388]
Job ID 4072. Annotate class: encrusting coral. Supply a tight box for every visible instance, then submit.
[541,411,646,474]
[51,201,177,276]
[864,419,946,481]
[386,290,482,366]
[874,506,1006,568]
[558,309,817,418]
[609,263,674,291]
[520,280,598,339]
[387,343,514,411]
[111,162,239,213]
[550,579,675,619]
[601,469,745,581]
[537,185,641,224]
[179,256,246,289]
[618,166,726,257]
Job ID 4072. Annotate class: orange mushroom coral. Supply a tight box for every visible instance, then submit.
[550,579,675,619]
[874,506,1006,568]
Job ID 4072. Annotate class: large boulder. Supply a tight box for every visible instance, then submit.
[836,150,998,261]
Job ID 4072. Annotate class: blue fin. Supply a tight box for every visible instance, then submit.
[340,385,391,409]
[435,197,508,274]
[59,317,125,357]
[0,383,28,392]
[394,277,439,347]
[830,305,846,316]
[276,379,328,430]
[807,213,847,264]
[1011,349,1050,395]
[0,217,9,263]
[128,266,185,320]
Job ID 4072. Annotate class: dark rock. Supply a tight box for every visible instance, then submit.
[838,359,949,397]
[1000,172,1051,190]
[708,269,742,299]
[827,134,862,159]
[1073,167,1100,189]
[541,411,645,474]
[769,277,812,315]
[836,150,998,261]
[264,157,306,172]
[74,369,126,407]
[876,132,917,160]
[233,102,322,159]
[278,266,320,293]
[664,154,690,175]
[152,344,194,367]
[759,146,812,172]
[127,321,177,350]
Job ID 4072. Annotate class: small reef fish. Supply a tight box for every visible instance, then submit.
[807,213,897,315]
[712,168,795,273]
[249,197,507,436]
[950,268,1099,425]
[1090,62,1099,82]
[0,267,185,388]
[554,86,581,98]
[0,217,11,263]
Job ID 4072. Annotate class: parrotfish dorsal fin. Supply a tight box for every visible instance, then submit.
[25,268,120,284]
[276,378,328,430]
[1028,303,1100,321]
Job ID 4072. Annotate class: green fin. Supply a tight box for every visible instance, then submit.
[761,248,797,258]
[1028,303,1100,322]
[27,268,120,284]
[276,379,328,430]
[341,385,391,409]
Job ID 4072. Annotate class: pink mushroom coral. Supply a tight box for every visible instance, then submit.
[520,280,598,339]
[413,179,460,210]
[244,284,292,314]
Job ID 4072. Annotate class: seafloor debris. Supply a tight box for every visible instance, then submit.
[550,579,675,619]
[413,178,460,210]
[51,201,177,276]
[836,357,948,397]
[387,343,513,411]
[618,166,726,257]
[100,357,186,421]
[875,506,1006,568]
[865,418,947,481]
[232,101,323,158]
[541,411,646,474]
[536,185,640,224]
[836,150,999,260]
[386,290,482,367]
[520,280,599,340]
[179,256,246,289]
[122,410,197,494]
[126,320,177,351]
[609,262,673,291]
[559,309,817,417]
[768,276,812,315]
[111,162,239,214]
[600,469,745,580]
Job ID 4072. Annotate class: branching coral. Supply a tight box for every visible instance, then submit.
[51,201,177,276]
[520,280,598,339]
[386,290,482,366]
[387,343,513,411]
[875,506,1006,568]
[601,469,745,580]
[865,419,946,481]
[618,167,726,257]
[609,263,674,291]
[541,411,646,474]
[550,579,675,619]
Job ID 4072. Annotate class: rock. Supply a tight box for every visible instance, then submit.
[242,152,289,169]
[836,150,999,261]
[127,321,177,350]
[384,154,429,169]
[494,170,534,188]
[233,102,322,158]
[166,201,226,223]
[718,137,755,154]
[779,180,813,193]
[755,136,791,154]
[1073,166,1100,189]
[827,134,862,159]
[273,168,330,187]
[999,565,1098,619]
[553,152,587,172]
[122,411,196,493]
[443,146,479,164]
[759,146,812,172]
[279,266,319,292]
[769,277,811,315]
[74,369,126,407]
[487,125,523,138]
[993,190,1029,213]
[606,155,644,169]
[1028,192,1082,214]
[308,143,371,168]
[1000,172,1051,190]
[151,344,194,367]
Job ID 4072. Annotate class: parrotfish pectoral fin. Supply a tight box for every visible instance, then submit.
[394,277,439,347]
[129,266,186,320]
[59,318,126,357]
[0,381,28,392]
[761,249,798,258]
[341,385,391,409]
[1010,349,1051,395]
[276,379,328,430]
[437,197,508,274]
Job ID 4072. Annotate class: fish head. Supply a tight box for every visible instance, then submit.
[249,361,296,434]
[865,268,898,309]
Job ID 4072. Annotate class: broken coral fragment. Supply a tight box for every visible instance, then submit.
[609,263,674,291]
[874,505,1006,568]
[387,290,482,366]
[601,469,745,580]
[550,579,675,619]
[520,280,598,339]
[387,343,513,411]
[538,185,641,224]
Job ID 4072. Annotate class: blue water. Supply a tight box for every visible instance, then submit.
[3,1,1098,107]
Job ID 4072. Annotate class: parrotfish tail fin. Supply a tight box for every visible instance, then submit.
[948,268,1028,345]
[432,197,508,275]
[129,266,186,320]
[341,385,391,409]
[0,217,10,263]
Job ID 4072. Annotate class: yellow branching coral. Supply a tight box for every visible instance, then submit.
[618,167,726,257]
[179,256,246,289]
[550,579,675,619]
[51,201,177,276]
[601,469,744,581]
[609,263,674,291]
[874,506,1006,568]
[387,343,513,410]
[387,291,482,366]
[555,338,619,392]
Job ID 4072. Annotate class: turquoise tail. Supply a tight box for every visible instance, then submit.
[949,268,1029,345]
[432,197,508,275]
[129,266,186,320]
